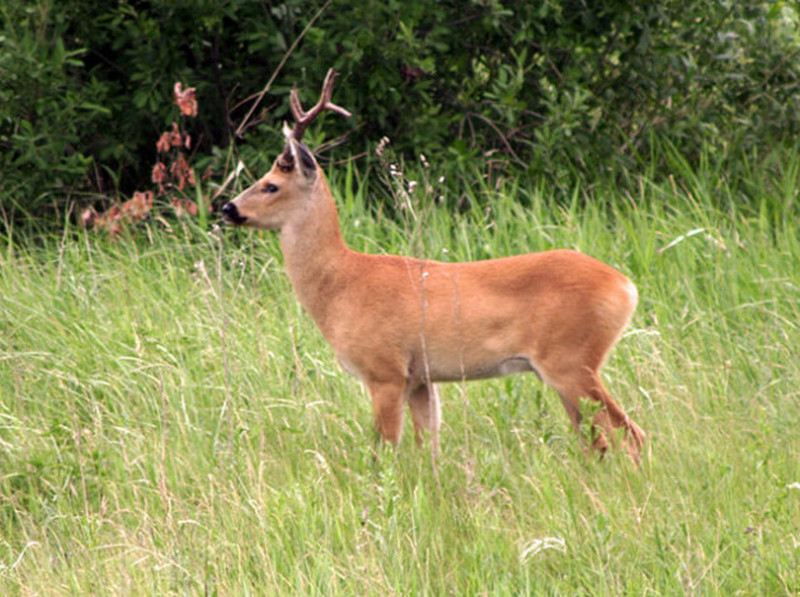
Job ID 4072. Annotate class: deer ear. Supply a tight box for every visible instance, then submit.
[277,123,295,172]
[277,124,318,179]
[286,136,317,181]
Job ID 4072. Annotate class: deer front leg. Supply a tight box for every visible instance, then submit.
[366,379,407,445]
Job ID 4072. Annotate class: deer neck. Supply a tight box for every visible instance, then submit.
[279,175,351,333]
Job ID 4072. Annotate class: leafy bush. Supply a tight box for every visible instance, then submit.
[0,2,110,212]
[293,0,800,188]
[1,0,798,222]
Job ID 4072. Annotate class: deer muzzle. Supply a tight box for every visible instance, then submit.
[222,202,247,225]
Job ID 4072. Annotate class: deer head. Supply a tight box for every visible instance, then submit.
[222,69,352,230]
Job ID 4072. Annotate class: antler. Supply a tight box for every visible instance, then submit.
[288,68,352,142]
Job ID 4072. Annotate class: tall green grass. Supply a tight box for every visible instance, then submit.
[1,162,798,594]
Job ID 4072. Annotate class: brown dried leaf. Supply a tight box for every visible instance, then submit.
[171,197,198,218]
[156,132,171,153]
[152,162,168,187]
[174,82,198,117]
[123,191,154,221]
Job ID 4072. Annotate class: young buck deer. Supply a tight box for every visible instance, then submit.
[222,69,645,463]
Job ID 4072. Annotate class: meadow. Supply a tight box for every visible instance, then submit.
[1,155,799,594]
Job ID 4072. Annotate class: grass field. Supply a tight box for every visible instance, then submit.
[1,160,799,594]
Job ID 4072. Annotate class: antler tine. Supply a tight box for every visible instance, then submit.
[289,68,352,142]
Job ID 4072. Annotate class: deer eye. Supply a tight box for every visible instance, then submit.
[264,183,279,193]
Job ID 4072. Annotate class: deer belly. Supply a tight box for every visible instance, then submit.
[426,355,539,383]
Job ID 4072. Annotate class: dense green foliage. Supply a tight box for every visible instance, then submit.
[1,161,799,593]
[1,1,799,219]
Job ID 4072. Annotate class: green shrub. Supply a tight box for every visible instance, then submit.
[0,2,110,212]
[1,0,798,222]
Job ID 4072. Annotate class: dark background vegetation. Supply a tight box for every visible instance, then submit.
[1,0,799,222]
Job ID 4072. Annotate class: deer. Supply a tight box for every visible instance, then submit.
[222,69,645,465]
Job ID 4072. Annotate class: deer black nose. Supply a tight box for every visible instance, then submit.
[222,202,247,224]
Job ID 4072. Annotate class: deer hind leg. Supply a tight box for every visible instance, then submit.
[551,372,644,464]
[366,379,407,445]
[408,383,441,453]
[555,387,592,454]
[587,378,645,464]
